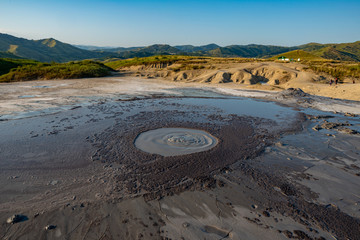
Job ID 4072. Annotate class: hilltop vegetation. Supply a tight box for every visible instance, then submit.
[104,55,193,69]
[271,50,326,61]
[0,58,39,75]
[0,33,105,62]
[0,60,112,82]
[300,41,360,61]
[104,55,265,71]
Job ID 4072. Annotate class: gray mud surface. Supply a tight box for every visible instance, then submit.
[0,78,360,240]
[91,110,279,200]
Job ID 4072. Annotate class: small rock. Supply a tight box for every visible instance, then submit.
[8,176,19,180]
[49,180,58,185]
[275,142,284,147]
[325,203,338,209]
[337,128,360,135]
[182,222,190,228]
[251,204,258,209]
[6,214,27,224]
[283,230,293,238]
[45,225,56,230]
[344,112,357,117]
[312,125,322,131]
[262,211,270,217]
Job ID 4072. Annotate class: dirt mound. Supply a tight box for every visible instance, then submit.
[209,71,231,83]
[278,88,309,98]
[230,70,253,84]
[250,66,297,85]
[174,72,188,81]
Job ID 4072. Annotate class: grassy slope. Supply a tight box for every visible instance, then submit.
[0,60,112,82]
[0,58,39,75]
[0,51,23,59]
[207,45,296,58]
[305,62,360,79]
[271,50,326,61]
[311,47,360,62]
[300,41,360,62]
[104,55,194,69]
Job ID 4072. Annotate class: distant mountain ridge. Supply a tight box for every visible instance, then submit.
[0,33,105,62]
[174,44,220,53]
[1,33,359,62]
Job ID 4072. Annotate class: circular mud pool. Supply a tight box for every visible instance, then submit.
[134,128,218,156]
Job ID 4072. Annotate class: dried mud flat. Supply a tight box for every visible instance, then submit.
[0,77,360,240]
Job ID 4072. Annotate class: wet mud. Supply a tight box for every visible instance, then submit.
[1,81,360,239]
[91,110,280,200]
[89,104,360,239]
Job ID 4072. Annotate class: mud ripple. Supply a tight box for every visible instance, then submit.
[134,128,218,156]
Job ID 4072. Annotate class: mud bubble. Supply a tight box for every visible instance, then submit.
[134,128,218,156]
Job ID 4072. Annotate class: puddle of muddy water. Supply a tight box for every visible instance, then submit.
[32,85,51,89]
[177,97,297,122]
[18,95,38,98]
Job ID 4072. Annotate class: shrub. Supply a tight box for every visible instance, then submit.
[0,60,112,82]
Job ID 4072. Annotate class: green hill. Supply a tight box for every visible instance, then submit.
[206,44,296,58]
[0,33,106,62]
[299,41,360,61]
[115,44,183,59]
[174,44,220,53]
[271,50,325,61]
[0,51,22,59]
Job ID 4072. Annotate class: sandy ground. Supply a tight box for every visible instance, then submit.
[0,76,360,240]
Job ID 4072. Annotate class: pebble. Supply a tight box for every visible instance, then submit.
[182,222,190,228]
[45,225,56,230]
[263,211,271,217]
[6,214,26,224]
[8,176,19,179]
[312,125,322,131]
[344,112,357,117]
[251,204,258,209]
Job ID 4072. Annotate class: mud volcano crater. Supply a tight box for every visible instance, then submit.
[134,128,218,156]
[91,109,298,200]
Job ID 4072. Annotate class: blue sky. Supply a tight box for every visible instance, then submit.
[1,0,359,47]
